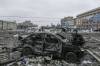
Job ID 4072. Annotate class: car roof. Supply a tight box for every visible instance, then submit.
[30,31,55,35]
[23,31,55,38]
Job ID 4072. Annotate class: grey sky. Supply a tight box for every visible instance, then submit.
[0,0,100,26]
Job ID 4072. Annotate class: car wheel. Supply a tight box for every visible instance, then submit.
[21,47,33,56]
[65,52,77,63]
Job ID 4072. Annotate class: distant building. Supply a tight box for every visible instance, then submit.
[39,24,61,33]
[61,17,75,31]
[17,21,38,32]
[76,7,100,31]
[89,13,100,31]
[0,20,17,31]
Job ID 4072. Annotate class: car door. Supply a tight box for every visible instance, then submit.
[31,33,44,54]
[44,33,62,53]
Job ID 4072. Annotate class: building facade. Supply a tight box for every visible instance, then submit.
[0,20,17,31]
[76,7,100,31]
[61,17,75,31]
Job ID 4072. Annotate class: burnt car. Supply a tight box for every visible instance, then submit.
[56,32,85,47]
[19,32,85,63]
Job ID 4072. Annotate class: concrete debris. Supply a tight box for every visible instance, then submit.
[6,55,99,66]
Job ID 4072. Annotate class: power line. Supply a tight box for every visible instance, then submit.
[0,16,61,23]
[0,16,62,19]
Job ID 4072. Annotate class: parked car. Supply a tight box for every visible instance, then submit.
[19,32,85,63]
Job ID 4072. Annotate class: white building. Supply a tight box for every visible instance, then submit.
[0,20,17,31]
[61,17,75,31]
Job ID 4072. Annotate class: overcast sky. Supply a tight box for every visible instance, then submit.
[0,0,100,26]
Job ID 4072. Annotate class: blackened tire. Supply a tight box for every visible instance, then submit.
[21,47,33,56]
[65,52,77,63]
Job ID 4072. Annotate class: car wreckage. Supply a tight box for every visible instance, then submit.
[18,32,85,63]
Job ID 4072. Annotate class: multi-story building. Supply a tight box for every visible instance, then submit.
[76,7,100,31]
[61,17,75,31]
[0,20,17,31]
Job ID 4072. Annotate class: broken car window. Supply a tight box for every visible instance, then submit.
[45,34,58,44]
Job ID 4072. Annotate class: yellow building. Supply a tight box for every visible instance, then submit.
[76,7,100,31]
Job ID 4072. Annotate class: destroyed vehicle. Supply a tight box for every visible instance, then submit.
[56,32,85,47]
[19,32,84,63]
